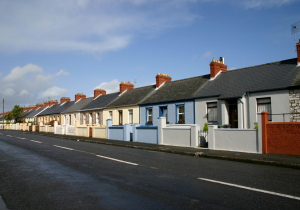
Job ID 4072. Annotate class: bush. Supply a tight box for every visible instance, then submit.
[254,123,258,129]
[203,123,208,132]
[49,120,55,127]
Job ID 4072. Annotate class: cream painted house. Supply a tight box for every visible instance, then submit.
[102,82,156,126]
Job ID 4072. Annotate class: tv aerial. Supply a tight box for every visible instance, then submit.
[291,21,300,50]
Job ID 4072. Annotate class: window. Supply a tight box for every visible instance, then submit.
[69,115,71,125]
[177,105,185,123]
[109,111,113,123]
[207,102,218,122]
[129,110,133,124]
[74,114,76,125]
[96,113,99,125]
[147,108,152,124]
[118,110,123,125]
[89,113,92,125]
[257,98,272,121]
[64,115,66,125]
[83,114,86,125]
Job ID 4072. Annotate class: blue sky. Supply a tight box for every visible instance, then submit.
[0,0,300,112]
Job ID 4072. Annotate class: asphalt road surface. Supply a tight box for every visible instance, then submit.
[0,130,300,209]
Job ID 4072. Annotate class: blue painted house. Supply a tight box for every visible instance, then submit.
[139,73,210,126]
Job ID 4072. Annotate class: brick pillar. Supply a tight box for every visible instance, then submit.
[261,112,269,154]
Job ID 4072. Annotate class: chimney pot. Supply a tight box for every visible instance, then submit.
[155,73,172,88]
[119,82,134,94]
[75,93,87,102]
[210,57,227,78]
[94,88,106,99]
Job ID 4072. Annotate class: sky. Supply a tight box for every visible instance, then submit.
[0,0,300,112]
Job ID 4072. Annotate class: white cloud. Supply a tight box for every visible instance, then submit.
[0,64,70,111]
[55,69,70,76]
[202,50,212,58]
[3,64,43,82]
[3,88,15,96]
[240,0,296,9]
[0,0,198,54]
[95,79,120,94]
[41,86,68,99]
[19,89,29,96]
[229,67,236,70]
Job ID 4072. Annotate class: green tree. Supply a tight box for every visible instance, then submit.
[203,122,208,132]
[4,112,13,122]
[11,105,23,123]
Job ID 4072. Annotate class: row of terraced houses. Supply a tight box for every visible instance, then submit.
[1,41,300,156]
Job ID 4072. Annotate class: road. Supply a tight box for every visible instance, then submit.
[0,130,300,209]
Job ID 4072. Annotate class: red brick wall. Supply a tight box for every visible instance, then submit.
[266,123,300,156]
[261,112,300,156]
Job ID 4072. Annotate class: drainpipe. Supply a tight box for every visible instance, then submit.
[247,93,250,129]
[238,94,245,129]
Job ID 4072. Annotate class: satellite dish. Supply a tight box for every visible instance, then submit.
[291,21,300,50]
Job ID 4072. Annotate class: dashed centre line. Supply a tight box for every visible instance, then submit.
[198,177,300,201]
[30,140,42,143]
[53,145,74,151]
[96,155,138,166]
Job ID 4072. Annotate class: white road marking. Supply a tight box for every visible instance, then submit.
[6,135,12,137]
[30,140,42,144]
[0,133,3,135]
[53,145,74,151]
[19,137,26,139]
[198,177,300,201]
[96,155,138,166]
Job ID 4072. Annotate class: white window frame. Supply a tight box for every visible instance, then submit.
[207,102,218,122]
[89,113,92,125]
[129,110,133,124]
[74,114,76,125]
[96,113,99,125]
[83,114,86,125]
[147,108,152,124]
[64,115,66,125]
[109,111,113,123]
[177,105,185,123]
[257,97,272,121]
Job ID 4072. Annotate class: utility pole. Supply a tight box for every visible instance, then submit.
[2,97,4,129]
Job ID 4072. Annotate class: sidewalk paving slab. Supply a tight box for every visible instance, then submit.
[3,129,300,170]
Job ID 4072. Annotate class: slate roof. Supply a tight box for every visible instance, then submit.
[37,101,76,116]
[61,97,94,113]
[80,93,119,111]
[19,109,36,118]
[194,58,300,99]
[106,85,156,108]
[139,75,210,105]
[18,110,30,118]
[26,107,45,117]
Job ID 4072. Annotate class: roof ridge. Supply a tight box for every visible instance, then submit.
[225,58,297,73]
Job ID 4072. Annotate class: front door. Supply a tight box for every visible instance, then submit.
[89,127,92,137]
[228,99,238,128]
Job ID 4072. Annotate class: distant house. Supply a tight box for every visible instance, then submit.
[61,93,93,126]
[24,104,45,123]
[194,40,300,129]
[139,73,209,126]
[103,82,156,125]
[37,98,75,125]
[79,89,119,126]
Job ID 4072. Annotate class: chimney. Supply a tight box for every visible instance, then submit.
[297,39,300,65]
[60,97,70,105]
[44,101,49,107]
[23,107,29,112]
[36,103,44,109]
[120,82,134,94]
[49,100,58,107]
[94,89,106,99]
[156,73,172,88]
[75,93,87,102]
[210,57,227,78]
[29,105,36,111]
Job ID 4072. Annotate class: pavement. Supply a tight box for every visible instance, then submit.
[4,129,300,169]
